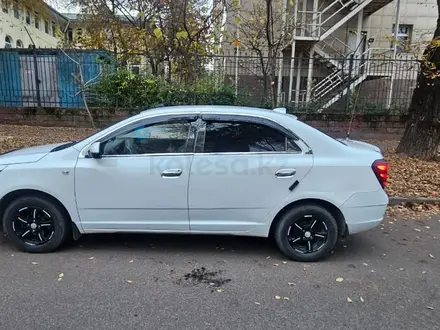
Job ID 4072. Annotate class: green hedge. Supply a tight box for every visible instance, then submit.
[88,70,251,111]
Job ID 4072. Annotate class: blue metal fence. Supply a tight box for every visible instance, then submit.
[0,49,112,108]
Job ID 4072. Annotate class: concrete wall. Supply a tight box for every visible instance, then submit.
[0,3,66,49]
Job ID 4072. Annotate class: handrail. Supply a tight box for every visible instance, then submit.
[311,48,372,101]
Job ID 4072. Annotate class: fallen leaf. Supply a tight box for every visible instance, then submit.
[274,263,279,267]
[362,263,368,266]
[126,280,133,284]
[58,273,64,278]
[275,296,281,300]
[399,268,405,271]
[336,277,344,282]
[414,228,422,232]
[216,288,224,293]
[10,254,14,257]
[283,297,290,300]
[288,282,296,286]
[422,271,427,274]
[429,254,435,259]
[266,256,271,259]
[129,260,134,263]
[209,282,216,286]
[88,257,95,260]
[360,297,365,303]
[425,226,430,229]
[31,262,38,265]
[347,297,353,303]
[427,306,434,310]
[282,261,288,264]
[254,302,260,305]
[58,278,62,282]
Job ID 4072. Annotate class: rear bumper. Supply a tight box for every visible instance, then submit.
[340,190,388,235]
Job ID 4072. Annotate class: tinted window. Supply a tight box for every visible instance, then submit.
[202,121,301,153]
[102,120,192,155]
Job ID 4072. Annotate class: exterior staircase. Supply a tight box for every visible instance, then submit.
[291,0,393,110]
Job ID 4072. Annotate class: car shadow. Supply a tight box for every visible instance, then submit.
[63,231,381,261]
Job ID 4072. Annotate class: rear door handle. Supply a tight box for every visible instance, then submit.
[161,169,182,178]
[275,169,296,178]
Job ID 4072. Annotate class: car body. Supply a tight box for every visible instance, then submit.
[0,105,389,261]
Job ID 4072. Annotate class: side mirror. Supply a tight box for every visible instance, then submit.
[88,142,103,158]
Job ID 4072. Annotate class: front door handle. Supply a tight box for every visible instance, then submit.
[161,169,183,178]
[275,169,296,178]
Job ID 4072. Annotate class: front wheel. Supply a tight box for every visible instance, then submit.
[2,196,71,253]
[274,204,339,262]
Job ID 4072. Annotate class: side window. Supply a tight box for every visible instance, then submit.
[102,120,192,155]
[202,120,301,153]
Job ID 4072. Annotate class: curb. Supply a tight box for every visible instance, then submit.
[389,197,440,206]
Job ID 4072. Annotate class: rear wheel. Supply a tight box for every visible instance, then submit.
[2,196,71,253]
[274,204,338,262]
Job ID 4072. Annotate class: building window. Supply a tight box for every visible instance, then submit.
[75,28,83,41]
[2,0,9,13]
[52,22,57,36]
[45,20,50,34]
[66,28,73,42]
[5,35,13,48]
[16,39,23,48]
[391,24,413,53]
[25,9,31,24]
[13,0,18,18]
[34,12,40,29]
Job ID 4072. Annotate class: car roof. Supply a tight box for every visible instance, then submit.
[140,105,297,121]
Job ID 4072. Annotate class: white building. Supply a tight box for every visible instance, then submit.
[220,0,437,110]
[0,0,68,49]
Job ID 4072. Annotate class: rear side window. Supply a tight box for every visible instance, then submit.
[202,121,301,153]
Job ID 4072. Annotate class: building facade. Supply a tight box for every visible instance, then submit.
[0,0,67,49]
[220,0,436,110]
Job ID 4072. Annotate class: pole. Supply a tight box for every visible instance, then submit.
[345,53,354,114]
[295,51,303,106]
[234,1,241,97]
[277,0,288,105]
[312,0,319,38]
[301,0,306,37]
[288,0,299,103]
[288,41,296,103]
[306,46,315,102]
[387,0,401,108]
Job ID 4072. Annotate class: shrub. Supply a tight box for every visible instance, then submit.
[88,70,239,111]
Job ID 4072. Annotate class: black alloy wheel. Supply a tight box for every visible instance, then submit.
[274,204,339,262]
[12,206,55,245]
[287,215,328,254]
[3,196,71,253]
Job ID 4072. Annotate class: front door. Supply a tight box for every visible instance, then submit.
[188,114,313,233]
[75,115,196,232]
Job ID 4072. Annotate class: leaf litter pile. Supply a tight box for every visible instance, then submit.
[0,125,438,215]
[367,139,440,218]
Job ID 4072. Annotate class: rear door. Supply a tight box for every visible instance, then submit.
[188,114,313,233]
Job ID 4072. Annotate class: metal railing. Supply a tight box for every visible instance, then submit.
[0,48,420,114]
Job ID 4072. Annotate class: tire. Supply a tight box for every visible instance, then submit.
[274,204,338,262]
[2,196,71,253]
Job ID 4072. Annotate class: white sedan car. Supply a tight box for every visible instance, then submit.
[0,105,388,262]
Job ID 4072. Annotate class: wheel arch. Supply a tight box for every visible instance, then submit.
[0,189,74,232]
[269,198,347,238]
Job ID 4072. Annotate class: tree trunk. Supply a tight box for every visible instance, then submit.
[396,7,440,159]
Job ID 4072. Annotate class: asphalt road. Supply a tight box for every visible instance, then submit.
[1,215,439,330]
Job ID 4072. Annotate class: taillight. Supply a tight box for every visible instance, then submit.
[372,159,389,188]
